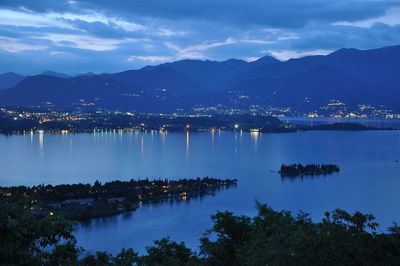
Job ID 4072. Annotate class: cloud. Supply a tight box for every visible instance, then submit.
[333,7,400,28]
[48,12,145,32]
[241,39,276,45]
[49,51,71,55]
[0,37,49,52]
[286,23,400,51]
[1,0,396,28]
[244,56,260,62]
[265,49,333,60]
[164,38,237,59]
[127,55,173,62]
[34,33,136,51]
[0,8,73,28]
[0,0,399,73]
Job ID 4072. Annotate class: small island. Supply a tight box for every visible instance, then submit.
[0,177,237,221]
[279,163,340,177]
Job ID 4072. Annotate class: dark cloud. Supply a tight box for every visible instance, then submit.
[64,19,131,39]
[0,0,396,28]
[0,29,23,38]
[285,23,400,51]
[0,0,399,73]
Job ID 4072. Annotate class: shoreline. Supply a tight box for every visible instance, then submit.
[0,178,237,221]
[0,122,396,136]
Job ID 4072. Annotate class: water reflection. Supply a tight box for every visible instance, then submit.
[160,131,166,151]
[186,131,190,159]
[38,131,44,154]
[234,132,238,155]
[140,136,144,157]
[280,173,338,182]
[250,131,259,152]
[77,183,236,229]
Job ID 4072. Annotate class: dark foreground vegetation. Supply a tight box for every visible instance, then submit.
[1,200,400,265]
[0,178,237,221]
[279,163,340,177]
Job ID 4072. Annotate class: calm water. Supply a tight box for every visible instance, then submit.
[1,121,400,254]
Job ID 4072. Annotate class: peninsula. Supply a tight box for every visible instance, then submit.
[0,177,237,221]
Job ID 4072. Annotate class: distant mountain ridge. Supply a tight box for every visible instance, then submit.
[229,45,400,109]
[142,56,280,91]
[41,71,70,78]
[1,45,399,112]
[0,72,25,90]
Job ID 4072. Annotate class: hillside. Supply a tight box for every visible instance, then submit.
[0,72,25,90]
[1,45,399,113]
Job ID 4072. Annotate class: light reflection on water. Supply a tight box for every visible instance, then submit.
[186,131,190,159]
[0,120,400,254]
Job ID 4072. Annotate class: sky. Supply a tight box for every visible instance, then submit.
[0,0,400,74]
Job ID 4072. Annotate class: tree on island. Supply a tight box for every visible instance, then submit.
[279,163,340,177]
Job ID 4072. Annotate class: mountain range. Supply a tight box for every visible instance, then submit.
[0,45,399,113]
[0,72,25,90]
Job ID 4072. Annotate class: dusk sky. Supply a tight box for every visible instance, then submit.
[1,0,400,74]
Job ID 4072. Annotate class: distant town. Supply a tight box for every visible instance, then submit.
[193,98,400,119]
[2,97,399,123]
[0,105,394,135]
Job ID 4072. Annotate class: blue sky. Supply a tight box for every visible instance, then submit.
[0,0,400,74]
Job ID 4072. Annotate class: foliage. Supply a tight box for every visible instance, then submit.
[279,163,340,177]
[2,199,400,265]
[199,202,400,265]
[0,197,76,265]
[140,238,199,265]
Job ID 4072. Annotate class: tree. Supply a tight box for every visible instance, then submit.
[2,197,400,265]
[0,197,76,265]
[141,238,199,265]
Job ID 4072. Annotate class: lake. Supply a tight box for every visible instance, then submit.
[1,120,400,254]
